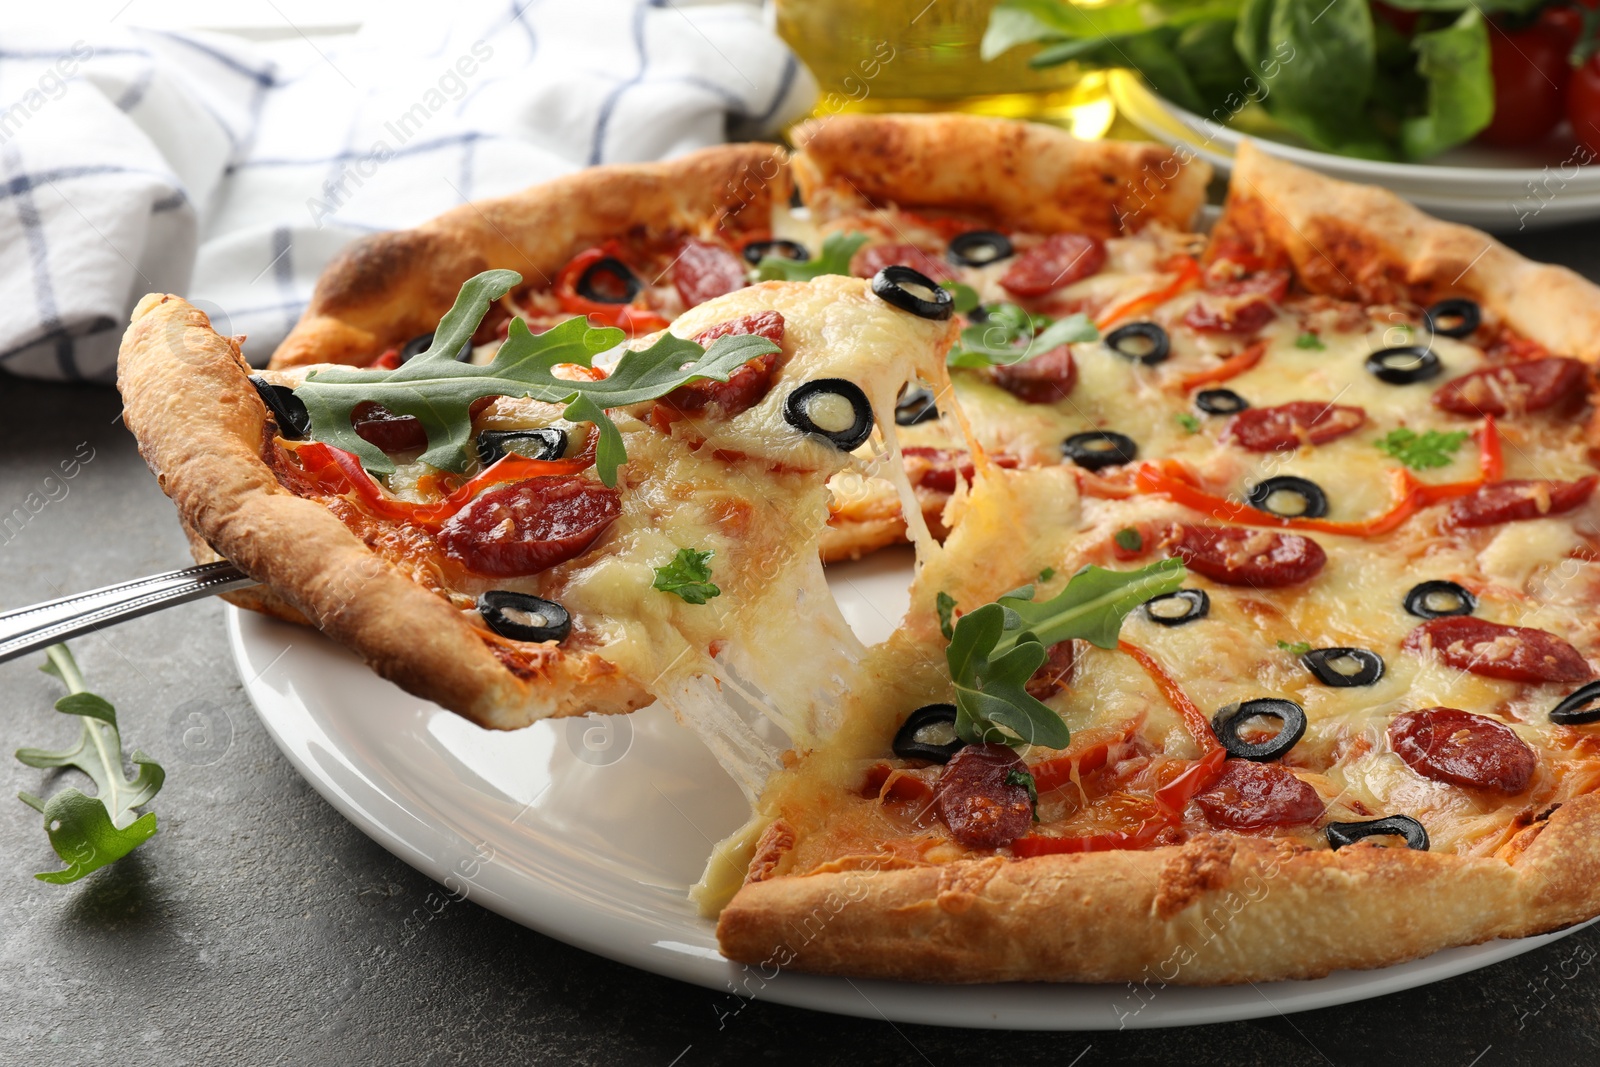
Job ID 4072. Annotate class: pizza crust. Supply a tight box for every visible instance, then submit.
[1218,140,1600,364]
[271,143,788,369]
[790,112,1212,235]
[717,794,1600,984]
[118,293,651,729]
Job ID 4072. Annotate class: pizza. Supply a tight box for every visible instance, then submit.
[116,113,1600,986]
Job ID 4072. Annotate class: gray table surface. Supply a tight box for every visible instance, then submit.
[3,224,1599,1067]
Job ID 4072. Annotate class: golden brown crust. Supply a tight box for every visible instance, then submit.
[118,293,649,730]
[271,143,788,369]
[717,795,1600,984]
[790,112,1211,236]
[1218,140,1600,363]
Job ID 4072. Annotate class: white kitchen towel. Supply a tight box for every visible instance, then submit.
[0,1,815,381]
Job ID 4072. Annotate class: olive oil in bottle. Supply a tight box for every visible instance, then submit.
[773,0,1115,139]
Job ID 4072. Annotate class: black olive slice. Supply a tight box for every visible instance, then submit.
[1144,588,1210,627]
[576,256,643,304]
[1246,475,1329,519]
[1551,680,1600,725]
[947,230,1014,267]
[1061,430,1138,471]
[784,379,875,450]
[1424,298,1480,339]
[871,265,954,321]
[1403,580,1476,620]
[1301,647,1386,688]
[399,331,472,363]
[476,427,568,467]
[892,703,965,763]
[1104,322,1171,366]
[248,376,311,439]
[894,383,939,426]
[1326,815,1429,852]
[477,591,571,643]
[743,238,809,267]
[1211,698,1307,762]
[1195,388,1249,415]
[1366,345,1442,385]
[967,303,991,323]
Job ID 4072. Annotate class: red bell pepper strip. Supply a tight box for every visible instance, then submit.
[1154,746,1227,813]
[1134,461,1422,537]
[1177,341,1266,390]
[1095,255,1201,330]
[1118,639,1220,754]
[1134,417,1503,536]
[554,245,671,334]
[1030,742,1111,795]
[1011,817,1168,856]
[287,441,595,528]
[1415,416,1502,505]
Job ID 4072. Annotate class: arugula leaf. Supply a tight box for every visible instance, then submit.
[1399,8,1493,161]
[1375,428,1469,470]
[1038,567,1056,582]
[1174,412,1202,434]
[294,271,779,485]
[652,548,722,604]
[1277,639,1312,655]
[755,232,867,282]
[1006,768,1040,822]
[16,644,163,884]
[948,302,1098,369]
[947,559,1186,749]
[1295,332,1326,350]
[941,281,981,315]
[936,591,958,641]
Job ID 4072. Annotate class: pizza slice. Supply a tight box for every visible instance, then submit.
[119,270,961,755]
[708,136,1600,985]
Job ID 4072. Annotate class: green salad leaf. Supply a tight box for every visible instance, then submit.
[984,0,1503,162]
[948,302,1098,369]
[16,644,164,884]
[653,547,722,604]
[1399,8,1492,161]
[755,232,868,282]
[294,271,780,485]
[946,559,1186,749]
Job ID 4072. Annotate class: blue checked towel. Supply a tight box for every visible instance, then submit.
[0,1,814,381]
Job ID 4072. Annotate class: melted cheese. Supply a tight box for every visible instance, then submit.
[723,204,1600,889]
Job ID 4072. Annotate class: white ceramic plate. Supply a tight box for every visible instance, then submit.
[1109,72,1600,233]
[231,549,1591,1029]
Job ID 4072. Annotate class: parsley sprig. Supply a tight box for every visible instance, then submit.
[945,558,1186,750]
[653,548,722,604]
[754,232,868,282]
[1375,428,1470,471]
[294,270,780,486]
[16,644,164,884]
[948,302,1098,369]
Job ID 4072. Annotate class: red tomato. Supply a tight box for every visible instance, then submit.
[1538,4,1584,46]
[1480,25,1572,147]
[1570,53,1600,158]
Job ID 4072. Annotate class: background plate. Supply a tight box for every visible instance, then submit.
[1110,72,1599,233]
[231,550,1590,1030]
